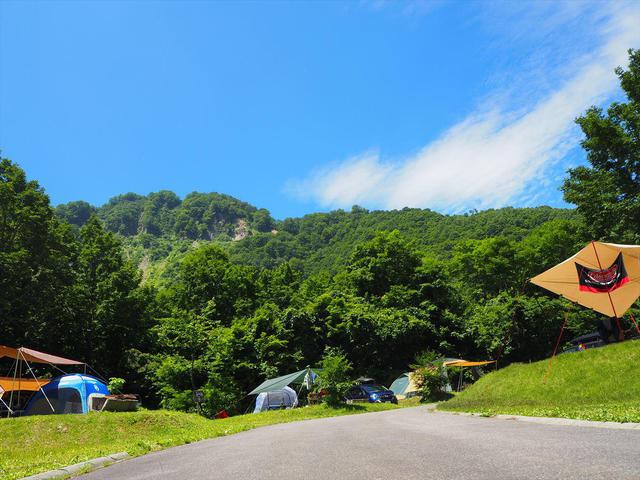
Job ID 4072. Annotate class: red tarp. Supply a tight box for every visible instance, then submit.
[0,345,83,365]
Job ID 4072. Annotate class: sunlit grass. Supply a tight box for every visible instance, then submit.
[440,340,640,423]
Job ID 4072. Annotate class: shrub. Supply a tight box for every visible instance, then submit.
[413,365,449,401]
[411,351,449,402]
[108,377,126,394]
[319,347,352,407]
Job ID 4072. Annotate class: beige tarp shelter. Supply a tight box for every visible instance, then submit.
[0,345,83,415]
[530,242,640,381]
[443,359,495,391]
[0,345,83,366]
[530,241,640,318]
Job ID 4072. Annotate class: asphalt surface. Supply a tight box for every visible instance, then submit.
[79,407,640,480]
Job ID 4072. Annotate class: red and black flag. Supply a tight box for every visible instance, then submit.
[575,253,629,293]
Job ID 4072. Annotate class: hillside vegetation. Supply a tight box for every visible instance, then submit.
[440,341,640,422]
[55,192,576,275]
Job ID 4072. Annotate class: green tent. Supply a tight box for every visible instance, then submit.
[249,368,320,395]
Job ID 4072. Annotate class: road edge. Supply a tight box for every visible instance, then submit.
[20,452,130,480]
[436,409,640,430]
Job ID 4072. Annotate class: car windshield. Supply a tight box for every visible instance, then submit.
[362,385,388,393]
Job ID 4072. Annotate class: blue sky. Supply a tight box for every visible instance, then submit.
[1,1,638,219]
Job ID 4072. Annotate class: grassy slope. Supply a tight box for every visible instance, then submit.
[440,340,640,422]
[0,403,400,480]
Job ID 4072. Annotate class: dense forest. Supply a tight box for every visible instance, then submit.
[1,49,638,416]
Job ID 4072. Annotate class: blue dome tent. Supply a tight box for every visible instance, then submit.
[23,374,109,415]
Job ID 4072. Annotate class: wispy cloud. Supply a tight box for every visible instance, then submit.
[288,3,640,213]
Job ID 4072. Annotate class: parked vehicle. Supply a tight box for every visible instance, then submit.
[564,332,606,353]
[345,384,397,404]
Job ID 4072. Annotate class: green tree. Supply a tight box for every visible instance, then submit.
[319,347,352,407]
[450,237,521,298]
[75,215,152,375]
[98,193,145,236]
[55,200,97,228]
[0,158,79,353]
[563,49,640,242]
[253,208,275,233]
[346,230,421,297]
[140,190,181,235]
[170,244,257,324]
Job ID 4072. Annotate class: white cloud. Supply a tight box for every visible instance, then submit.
[289,3,640,213]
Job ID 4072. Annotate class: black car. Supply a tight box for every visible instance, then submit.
[345,384,398,404]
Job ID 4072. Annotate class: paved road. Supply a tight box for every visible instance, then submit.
[80,407,640,480]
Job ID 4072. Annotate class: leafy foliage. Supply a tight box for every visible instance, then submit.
[410,351,449,401]
[319,347,353,406]
[563,48,640,242]
[107,377,126,394]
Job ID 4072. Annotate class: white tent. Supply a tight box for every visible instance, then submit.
[253,386,298,413]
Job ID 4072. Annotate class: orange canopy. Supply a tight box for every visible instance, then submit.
[0,345,82,365]
[443,360,496,367]
[0,376,50,394]
[530,242,640,317]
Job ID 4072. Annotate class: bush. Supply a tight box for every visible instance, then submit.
[319,347,352,407]
[413,366,449,401]
[411,351,449,402]
[108,377,126,394]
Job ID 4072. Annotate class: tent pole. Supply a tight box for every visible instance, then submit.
[543,312,568,384]
[590,241,624,340]
[22,353,55,414]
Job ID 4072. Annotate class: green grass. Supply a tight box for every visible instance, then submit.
[440,340,640,423]
[0,403,401,480]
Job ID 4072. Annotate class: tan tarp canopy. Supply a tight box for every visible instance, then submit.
[0,345,82,365]
[0,376,50,394]
[443,360,496,367]
[530,242,640,317]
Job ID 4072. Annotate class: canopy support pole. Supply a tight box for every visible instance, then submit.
[544,312,568,384]
[8,357,18,417]
[591,241,624,340]
[629,311,640,336]
[17,356,22,412]
[0,396,13,415]
[20,352,55,414]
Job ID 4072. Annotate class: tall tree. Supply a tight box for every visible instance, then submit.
[75,215,151,375]
[0,158,78,353]
[346,230,421,297]
[563,49,640,242]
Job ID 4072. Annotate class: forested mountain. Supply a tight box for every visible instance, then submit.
[55,191,575,277]
[2,49,638,417]
[56,191,272,239]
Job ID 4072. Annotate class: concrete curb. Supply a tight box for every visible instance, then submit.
[21,452,130,480]
[436,409,640,430]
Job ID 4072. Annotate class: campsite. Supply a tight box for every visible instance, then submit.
[2,1,640,479]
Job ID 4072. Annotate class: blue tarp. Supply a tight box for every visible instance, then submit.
[23,374,109,415]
